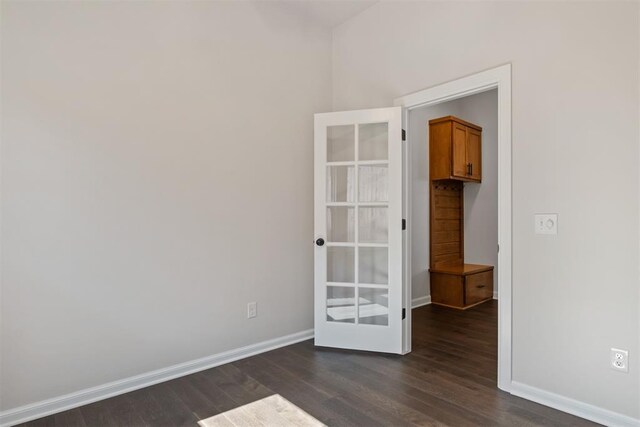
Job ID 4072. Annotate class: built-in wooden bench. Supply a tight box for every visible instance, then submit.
[428,117,493,309]
[430,264,493,310]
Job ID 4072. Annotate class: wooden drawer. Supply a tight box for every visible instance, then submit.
[465,270,493,305]
[430,265,493,309]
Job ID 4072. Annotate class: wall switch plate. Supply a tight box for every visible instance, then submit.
[611,348,629,373]
[247,302,257,319]
[535,214,558,235]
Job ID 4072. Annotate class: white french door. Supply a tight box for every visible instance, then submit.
[313,107,403,354]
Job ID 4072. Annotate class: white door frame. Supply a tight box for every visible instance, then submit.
[394,64,512,392]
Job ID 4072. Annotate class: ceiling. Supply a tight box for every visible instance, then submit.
[280,1,377,28]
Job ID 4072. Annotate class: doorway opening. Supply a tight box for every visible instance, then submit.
[409,89,500,384]
[395,64,512,391]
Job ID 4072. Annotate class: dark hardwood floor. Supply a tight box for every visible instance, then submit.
[21,301,597,426]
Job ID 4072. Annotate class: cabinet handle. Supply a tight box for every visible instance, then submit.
[470,163,473,176]
[476,284,485,288]
[467,163,471,175]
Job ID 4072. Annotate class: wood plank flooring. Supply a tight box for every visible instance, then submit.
[20,301,598,426]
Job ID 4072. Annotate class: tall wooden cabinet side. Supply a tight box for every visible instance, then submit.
[429,121,452,181]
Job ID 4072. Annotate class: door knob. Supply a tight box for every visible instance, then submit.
[315,238,325,247]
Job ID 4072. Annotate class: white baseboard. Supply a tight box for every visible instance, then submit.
[412,295,431,308]
[0,329,314,427]
[510,381,640,427]
[413,294,497,306]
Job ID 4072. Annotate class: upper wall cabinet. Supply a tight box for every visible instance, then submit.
[429,116,482,182]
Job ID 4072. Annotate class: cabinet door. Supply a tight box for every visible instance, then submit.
[466,128,481,181]
[451,123,468,178]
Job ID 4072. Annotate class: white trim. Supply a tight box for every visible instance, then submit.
[493,291,499,300]
[411,295,431,308]
[510,381,640,427]
[0,329,314,427]
[394,63,512,391]
[401,107,412,355]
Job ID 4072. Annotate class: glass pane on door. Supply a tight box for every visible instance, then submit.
[327,166,355,202]
[358,287,389,326]
[359,247,388,285]
[327,206,355,242]
[328,125,355,162]
[359,123,388,161]
[358,207,388,243]
[327,246,355,283]
[327,286,355,323]
[359,165,388,202]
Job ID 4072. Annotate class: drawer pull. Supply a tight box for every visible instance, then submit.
[476,284,485,288]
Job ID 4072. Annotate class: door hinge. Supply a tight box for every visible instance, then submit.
[402,129,406,141]
[402,308,406,320]
[402,219,406,230]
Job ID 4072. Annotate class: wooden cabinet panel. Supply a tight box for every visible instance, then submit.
[430,181,463,269]
[452,124,468,179]
[466,128,482,181]
[429,122,452,181]
[465,270,493,305]
[430,273,463,307]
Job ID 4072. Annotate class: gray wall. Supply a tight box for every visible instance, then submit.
[0,1,332,410]
[333,1,639,419]
[410,90,498,303]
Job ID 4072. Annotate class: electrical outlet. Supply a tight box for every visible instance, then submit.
[247,302,257,319]
[611,348,628,373]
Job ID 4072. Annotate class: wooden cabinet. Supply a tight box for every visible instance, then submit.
[428,115,492,309]
[430,265,493,309]
[429,116,482,182]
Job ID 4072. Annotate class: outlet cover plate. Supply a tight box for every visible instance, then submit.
[247,302,257,319]
[611,348,629,373]
[535,214,558,235]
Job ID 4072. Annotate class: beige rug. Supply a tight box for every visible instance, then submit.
[198,394,327,427]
